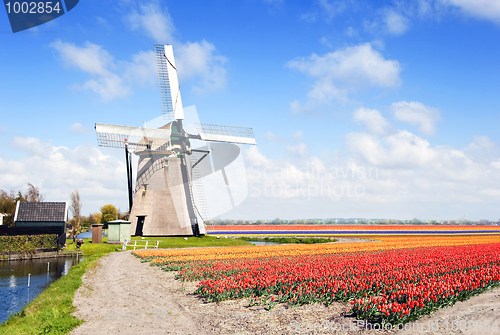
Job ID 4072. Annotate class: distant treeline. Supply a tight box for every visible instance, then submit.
[207,218,496,226]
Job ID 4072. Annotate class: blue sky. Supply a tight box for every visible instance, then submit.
[1,0,500,221]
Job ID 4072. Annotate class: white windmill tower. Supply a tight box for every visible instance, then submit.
[95,44,256,236]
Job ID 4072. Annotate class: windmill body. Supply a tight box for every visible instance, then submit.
[95,45,256,236]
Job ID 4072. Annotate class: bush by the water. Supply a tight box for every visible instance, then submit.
[0,234,58,254]
[238,236,336,244]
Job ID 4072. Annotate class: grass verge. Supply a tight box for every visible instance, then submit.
[64,237,120,256]
[128,235,252,248]
[0,251,108,334]
[238,236,338,244]
[0,235,251,334]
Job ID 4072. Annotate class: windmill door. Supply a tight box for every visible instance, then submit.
[135,216,145,236]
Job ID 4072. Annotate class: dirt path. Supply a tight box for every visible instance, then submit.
[71,250,500,335]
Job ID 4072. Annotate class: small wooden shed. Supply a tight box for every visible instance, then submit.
[13,202,68,247]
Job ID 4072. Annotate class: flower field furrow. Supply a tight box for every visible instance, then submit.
[135,236,499,264]
[133,236,500,325]
[208,225,500,236]
[210,225,500,231]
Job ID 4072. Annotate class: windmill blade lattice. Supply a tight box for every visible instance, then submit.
[155,44,184,121]
[95,45,256,237]
[196,123,256,145]
[95,123,171,149]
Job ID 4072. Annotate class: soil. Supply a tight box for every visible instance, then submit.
[71,241,500,335]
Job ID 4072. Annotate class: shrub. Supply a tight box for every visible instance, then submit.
[0,234,58,255]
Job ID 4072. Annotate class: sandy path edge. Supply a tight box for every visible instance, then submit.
[71,250,500,335]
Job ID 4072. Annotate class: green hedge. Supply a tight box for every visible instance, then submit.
[238,236,337,244]
[0,234,58,254]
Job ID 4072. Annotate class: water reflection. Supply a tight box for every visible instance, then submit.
[76,231,107,239]
[0,256,82,324]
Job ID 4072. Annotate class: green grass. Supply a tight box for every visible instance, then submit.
[0,235,251,334]
[65,236,252,254]
[128,235,252,249]
[0,252,108,334]
[238,236,338,244]
[64,237,121,256]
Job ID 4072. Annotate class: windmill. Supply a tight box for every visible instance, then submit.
[95,44,256,237]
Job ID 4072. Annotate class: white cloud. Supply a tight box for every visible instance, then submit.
[353,107,391,135]
[286,143,309,158]
[287,43,401,108]
[2,137,128,214]
[262,130,305,144]
[370,0,500,36]
[262,131,285,142]
[51,41,160,100]
[290,100,303,114]
[50,40,114,76]
[383,10,410,34]
[50,41,130,100]
[467,135,496,151]
[124,2,228,94]
[52,2,228,98]
[123,50,157,86]
[293,131,304,141]
[175,41,227,93]
[317,0,351,23]
[237,124,500,220]
[345,26,358,37]
[391,101,441,134]
[126,1,175,43]
[491,159,500,169]
[81,74,130,100]
[441,0,500,23]
[70,123,90,134]
[346,130,438,168]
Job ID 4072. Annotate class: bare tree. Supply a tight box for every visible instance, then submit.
[26,183,44,202]
[69,190,82,243]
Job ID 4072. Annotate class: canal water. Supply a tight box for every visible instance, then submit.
[76,230,107,239]
[0,256,82,324]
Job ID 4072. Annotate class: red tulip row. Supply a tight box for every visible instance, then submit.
[135,241,500,324]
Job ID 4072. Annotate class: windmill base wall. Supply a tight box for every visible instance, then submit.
[129,156,196,236]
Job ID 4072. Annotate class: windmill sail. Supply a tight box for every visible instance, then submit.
[196,123,257,145]
[95,45,257,237]
[95,123,171,149]
[155,44,184,121]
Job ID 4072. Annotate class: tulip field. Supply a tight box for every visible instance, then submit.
[133,235,500,325]
[207,224,500,237]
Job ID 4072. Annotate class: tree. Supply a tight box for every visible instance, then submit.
[68,190,82,244]
[0,184,44,227]
[92,212,102,226]
[272,217,282,225]
[0,190,16,226]
[26,183,44,202]
[101,204,118,223]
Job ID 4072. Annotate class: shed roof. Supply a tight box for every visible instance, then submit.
[15,202,68,222]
